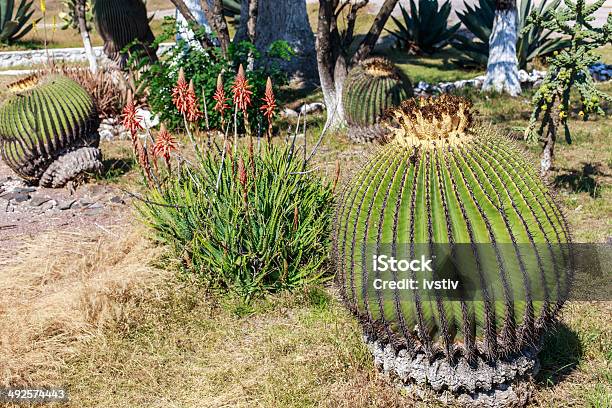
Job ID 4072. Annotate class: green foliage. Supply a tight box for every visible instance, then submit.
[387,0,459,54]
[333,95,571,361]
[139,144,335,302]
[136,18,291,133]
[0,74,100,183]
[524,0,612,144]
[452,0,570,69]
[342,57,412,142]
[59,0,93,31]
[0,0,40,44]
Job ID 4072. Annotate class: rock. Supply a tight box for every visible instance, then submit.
[2,192,31,203]
[282,108,299,118]
[30,197,51,207]
[58,199,77,210]
[109,195,125,205]
[136,108,160,129]
[299,102,326,115]
[73,199,93,209]
[518,70,530,83]
[11,187,36,194]
[41,199,57,211]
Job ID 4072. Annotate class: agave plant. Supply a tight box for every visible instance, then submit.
[343,57,413,143]
[452,0,570,69]
[0,0,40,44]
[387,0,460,55]
[0,75,102,187]
[333,95,572,405]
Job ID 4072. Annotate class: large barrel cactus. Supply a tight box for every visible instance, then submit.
[332,95,572,406]
[0,75,102,187]
[93,0,157,69]
[343,57,413,143]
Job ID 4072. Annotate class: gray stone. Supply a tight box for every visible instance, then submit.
[30,196,51,207]
[58,199,77,210]
[299,102,326,115]
[109,195,125,205]
[2,192,31,203]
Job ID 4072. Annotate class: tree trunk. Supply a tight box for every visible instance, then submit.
[237,0,317,80]
[175,0,212,48]
[76,0,97,73]
[483,1,521,96]
[540,113,557,177]
[200,0,231,55]
[316,0,399,130]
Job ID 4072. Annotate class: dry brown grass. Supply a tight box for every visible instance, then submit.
[0,224,162,387]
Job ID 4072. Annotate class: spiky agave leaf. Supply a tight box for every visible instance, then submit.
[0,74,102,187]
[332,95,572,398]
[343,58,413,143]
[92,0,157,69]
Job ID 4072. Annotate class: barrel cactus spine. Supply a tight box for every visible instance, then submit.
[332,95,571,406]
[0,74,103,188]
[343,57,413,143]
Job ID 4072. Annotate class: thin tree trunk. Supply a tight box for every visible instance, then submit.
[200,0,231,55]
[353,0,399,62]
[76,0,97,73]
[541,113,557,177]
[316,0,398,129]
[169,0,215,48]
[483,1,521,96]
[237,0,317,80]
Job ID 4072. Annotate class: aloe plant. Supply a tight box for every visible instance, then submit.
[343,58,413,143]
[333,95,571,403]
[0,75,102,187]
[452,0,570,69]
[387,0,460,54]
[0,0,40,44]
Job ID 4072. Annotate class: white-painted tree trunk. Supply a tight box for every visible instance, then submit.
[176,0,212,49]
[483,8,521,96]
[77,0,97,73]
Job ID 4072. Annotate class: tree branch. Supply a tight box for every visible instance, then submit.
[200,0,231,56]
[169,0,216,48]
[352,0,399,63]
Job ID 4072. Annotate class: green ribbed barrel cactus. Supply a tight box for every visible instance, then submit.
[0,75,102,187]
[332,95,572,406]
[343,58,413,143]
[93,0,157,69]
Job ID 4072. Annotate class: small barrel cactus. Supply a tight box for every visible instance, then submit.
[343,57,413,143]
[0,74,102,187]
[332,95,572,406]
[93,0,157,69]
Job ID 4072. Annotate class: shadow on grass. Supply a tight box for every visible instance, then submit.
[537,322,583,387]
[97,157,135,182]
[554,163,604,198]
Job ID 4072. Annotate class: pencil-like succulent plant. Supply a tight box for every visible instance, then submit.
[0,74,102,187]
[93,0,157,69]
[332,95,571,406]
[343,57,413,143]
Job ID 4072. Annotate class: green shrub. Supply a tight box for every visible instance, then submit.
[139,144,335,301]
[134,18,291,133]
[387,0,459,55]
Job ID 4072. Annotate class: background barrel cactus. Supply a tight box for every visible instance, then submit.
[93,0,157,69]
[332,95,572,406]
[342,57,413,143]
[0,74,102,188]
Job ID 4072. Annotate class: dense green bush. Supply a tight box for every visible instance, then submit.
[133,19,292,133]
[139,144,335,301]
